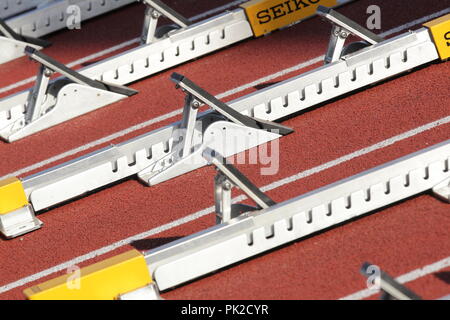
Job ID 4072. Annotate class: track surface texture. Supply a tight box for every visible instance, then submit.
[0,0,449,300]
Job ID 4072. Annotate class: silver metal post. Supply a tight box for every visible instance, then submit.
[143,0,190,28]
[180,93,199,158]
[215,173,233,224]
[325,25,348,64]
[361,262,422,300]
[432,178,450,202]
[141,7,161,44]
[25,65,53,124]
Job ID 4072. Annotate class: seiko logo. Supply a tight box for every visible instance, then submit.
[256,0,322,24]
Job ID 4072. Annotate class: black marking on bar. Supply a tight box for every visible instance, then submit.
[171,73,293,136]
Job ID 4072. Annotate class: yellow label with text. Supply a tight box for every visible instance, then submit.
[424,13,450,60]
[241,0,338,37]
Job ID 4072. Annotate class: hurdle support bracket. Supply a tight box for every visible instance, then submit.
[208,151,276,224]
[317,5,384,64]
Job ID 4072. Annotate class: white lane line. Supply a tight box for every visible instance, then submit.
[0,0,247,95]
[1,9,447,180]
[340,256,450,300]
[0,115,449,295]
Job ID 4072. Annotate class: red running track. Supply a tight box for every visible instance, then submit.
[0,0,449,300]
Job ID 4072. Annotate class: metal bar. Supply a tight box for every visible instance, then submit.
[228,29,438,122]
[0,2,361,139]
[25,46,103,89]
[22,128,174,211]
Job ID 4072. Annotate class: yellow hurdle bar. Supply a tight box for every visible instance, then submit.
[0,177,28,215]
[241,0,338,37]
[24,250,152,300]
[424,13,450,60]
